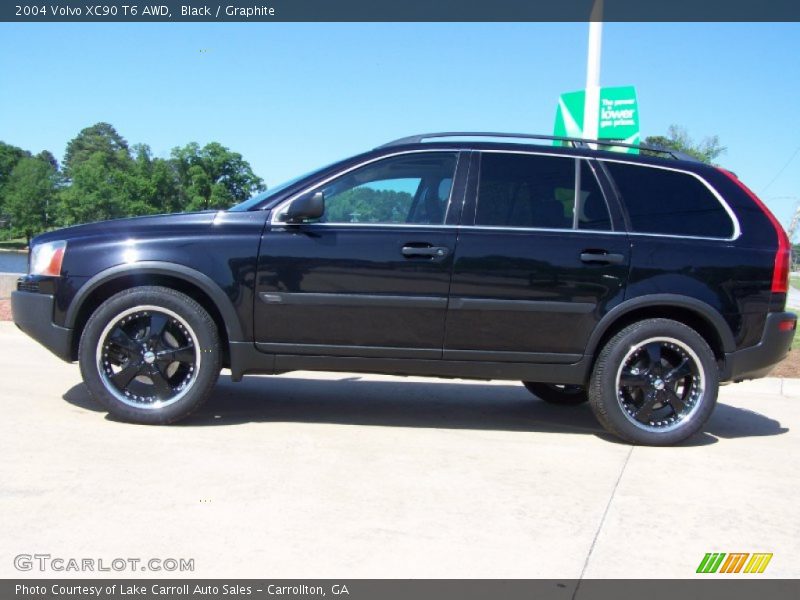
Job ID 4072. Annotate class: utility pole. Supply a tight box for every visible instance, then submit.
[774,197,800,242]
[770,196,800,270]
[789,203,800,243]
[583,0,604,146]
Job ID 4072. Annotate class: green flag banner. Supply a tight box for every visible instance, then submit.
[554,85,640,154]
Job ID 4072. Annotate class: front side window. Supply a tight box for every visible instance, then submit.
[476,153,610,230]
[604,161,734,238]
[313,152,457,225]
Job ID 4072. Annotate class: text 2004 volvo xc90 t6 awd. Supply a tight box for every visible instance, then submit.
[12,132,796,445]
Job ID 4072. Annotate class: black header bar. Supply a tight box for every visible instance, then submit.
[3,0,800,23]
[4,579,800,600]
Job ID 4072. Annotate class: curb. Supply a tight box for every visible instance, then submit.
[0,272,22,300]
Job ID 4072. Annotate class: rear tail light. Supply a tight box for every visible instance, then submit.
[778,319,796,332]
[718,169,790,294]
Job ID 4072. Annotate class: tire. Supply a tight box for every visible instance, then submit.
[79,286,221,424]
[588,318,718,446]
[522,382,588,405]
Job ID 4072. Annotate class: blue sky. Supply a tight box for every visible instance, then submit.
[1,22,799,230]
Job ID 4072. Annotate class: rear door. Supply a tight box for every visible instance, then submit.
[444,150,630,362]
[255,150,467,358]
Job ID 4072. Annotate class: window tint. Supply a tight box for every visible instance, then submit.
[476,153,610,230]
[604,162,733,238]
[317,153,457,225]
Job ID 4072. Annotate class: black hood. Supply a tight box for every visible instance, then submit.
[32,211,219,246]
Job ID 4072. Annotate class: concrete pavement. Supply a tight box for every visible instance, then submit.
[0,321,798,579]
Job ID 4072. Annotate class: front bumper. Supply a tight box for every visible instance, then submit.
[723,311,796,382]
[11,290,73,362]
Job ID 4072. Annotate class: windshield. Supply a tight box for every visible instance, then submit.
[228,159,344,212]
[228,172,310,212]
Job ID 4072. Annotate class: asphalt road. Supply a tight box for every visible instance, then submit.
[1,322,798,579]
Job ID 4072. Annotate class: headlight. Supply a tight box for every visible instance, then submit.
[29,240,67,276]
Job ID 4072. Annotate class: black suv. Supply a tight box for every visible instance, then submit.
[11,132,796,445]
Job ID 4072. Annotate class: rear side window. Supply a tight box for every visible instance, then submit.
[604,162,734,238]
[476,153,611,231]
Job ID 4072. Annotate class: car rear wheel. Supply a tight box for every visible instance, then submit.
[522,382,588,405]
[588,318,718,446]
[79,286,221,424]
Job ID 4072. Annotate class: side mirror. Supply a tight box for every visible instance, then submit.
[284,191,324,223]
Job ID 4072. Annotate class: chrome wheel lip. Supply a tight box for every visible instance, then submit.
[95,305,202,410]
[615,336,706,434]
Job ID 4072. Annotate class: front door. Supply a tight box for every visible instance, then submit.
[444,151,630,362]
[255,151,466,358]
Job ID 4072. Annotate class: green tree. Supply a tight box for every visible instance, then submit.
[0,142,30,179]
[4,156,60,245]
[36,150,59,170]
[643,125,726,165]
[58,124,163,224]
[58,152,136,225]
[5,124,268,229]
[171,142,265,211]
[63,122,131,179]
[130,144,182,215]
[0,142,32,210]
[184,161,212,210]
[325,187,413,223]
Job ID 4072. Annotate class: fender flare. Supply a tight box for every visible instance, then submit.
[65,261,245,342]
[586,294,736,356]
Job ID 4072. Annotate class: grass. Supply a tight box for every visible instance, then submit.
[0,238,27,251]
[791,275,800,290]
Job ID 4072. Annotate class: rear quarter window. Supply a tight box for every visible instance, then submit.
[604,161,734,238]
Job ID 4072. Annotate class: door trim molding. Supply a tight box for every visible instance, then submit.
[442,349,582,363]
[448,297,595,313]
[259,291,447,309]
[256,342,440,359]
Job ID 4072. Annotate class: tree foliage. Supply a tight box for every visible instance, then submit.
[0,142,32,206]
[0,122,266,243]
[171,142,265,211]
[59,152,139,225]
[63,122,131,179]
[132,144,183,215]
[325,187,413,223]
[3,156,60,245]
[643,125,726,165]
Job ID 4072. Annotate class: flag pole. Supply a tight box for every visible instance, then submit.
[583,0,604,147]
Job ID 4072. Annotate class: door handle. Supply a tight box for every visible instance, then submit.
[401,245,450,259]
[580,251,625,265]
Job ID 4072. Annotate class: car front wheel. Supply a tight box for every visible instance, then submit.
[79,286,221,424]
[588,318,718,446]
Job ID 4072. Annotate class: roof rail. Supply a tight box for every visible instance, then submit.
[378,132,700,162]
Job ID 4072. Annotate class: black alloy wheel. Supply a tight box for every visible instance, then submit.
[588,318,718,445]
[97,306,199,408]
[79,286,221,424]
[615,337,704,430]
